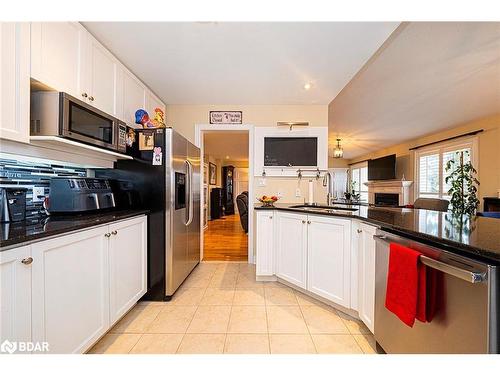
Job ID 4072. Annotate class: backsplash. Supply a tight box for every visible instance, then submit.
[0,156,87,219]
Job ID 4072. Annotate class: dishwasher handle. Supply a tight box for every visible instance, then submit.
[373,234,487,284]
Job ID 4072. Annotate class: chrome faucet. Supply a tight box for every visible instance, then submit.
[323,171,333,206]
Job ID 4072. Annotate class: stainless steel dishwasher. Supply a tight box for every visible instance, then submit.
[373,229,499,354]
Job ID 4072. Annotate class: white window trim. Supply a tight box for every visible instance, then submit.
[349,161,369,197]
[413,135,479,200]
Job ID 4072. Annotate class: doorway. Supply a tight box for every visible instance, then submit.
[195,125,254,263]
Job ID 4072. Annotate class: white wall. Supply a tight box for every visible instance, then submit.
[169,104,329,204]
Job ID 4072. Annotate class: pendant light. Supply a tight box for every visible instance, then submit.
[333,138,344,158]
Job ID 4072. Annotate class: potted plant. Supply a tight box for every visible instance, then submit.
[444,150,480,216]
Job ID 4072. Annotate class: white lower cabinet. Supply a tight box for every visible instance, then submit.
[357,222,377,333]
[31,226,110,354]
[2,215,147,354]
[307,215,351,308]
[0,245,32,348]
[255,211,275,276]
[255,210,377,322]
[275,211,308,289]
[108,217,147,325]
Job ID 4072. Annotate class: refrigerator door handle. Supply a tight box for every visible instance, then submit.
[185,160,194,226]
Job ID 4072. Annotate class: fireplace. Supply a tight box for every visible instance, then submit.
[374,193,400,207]
[364,180,413,206]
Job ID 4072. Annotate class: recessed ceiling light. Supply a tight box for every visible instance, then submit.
[303,83,312,90]
[225,155,230,159]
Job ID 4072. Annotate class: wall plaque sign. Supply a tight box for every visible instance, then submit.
[209,111,242,124]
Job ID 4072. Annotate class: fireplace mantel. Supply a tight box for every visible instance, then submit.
[364,180,413,206]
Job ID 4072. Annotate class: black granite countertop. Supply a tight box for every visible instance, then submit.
[255,203,500,264]
[0,209,149,250]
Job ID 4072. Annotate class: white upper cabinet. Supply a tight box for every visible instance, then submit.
[307,215,351,308]
[357,222,377,333]
[146,90,165,119]
[255,211,275,277]
[31,226,110,354]
[84,35,119,116]
[108,216,147,325]
[30,22,164,128]
[0,245,32,347]
[0,22,30,143]
[122,68,146,126]
[275,211,308,289]
[31,22,86,99]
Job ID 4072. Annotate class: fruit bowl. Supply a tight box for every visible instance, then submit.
[257,195,279,207]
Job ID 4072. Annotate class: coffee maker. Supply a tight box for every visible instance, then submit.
[0,188,27,222]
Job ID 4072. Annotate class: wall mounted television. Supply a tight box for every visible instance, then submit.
[264,137,318,167]
[368,154,396,180]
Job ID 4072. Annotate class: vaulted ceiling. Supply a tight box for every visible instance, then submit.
[328,22,500,159]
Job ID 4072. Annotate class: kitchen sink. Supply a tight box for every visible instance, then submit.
[289,204,358,212]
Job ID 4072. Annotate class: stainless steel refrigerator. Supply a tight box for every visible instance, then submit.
[99,128,200,300]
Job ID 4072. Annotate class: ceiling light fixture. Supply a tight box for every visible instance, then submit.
[333,138,344,158]
[303,83,312,90]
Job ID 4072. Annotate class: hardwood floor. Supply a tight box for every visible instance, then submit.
[203,214,248,261]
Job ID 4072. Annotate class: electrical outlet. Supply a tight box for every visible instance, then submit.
[295,188,301,197]
[32,187,45,203]
[277,191,283,198]
[258,178,266,187]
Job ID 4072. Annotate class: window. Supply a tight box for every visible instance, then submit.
[415,138,477,200]
[350,163,368,202]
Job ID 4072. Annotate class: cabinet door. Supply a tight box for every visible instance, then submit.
[121,67,146,126]
[307,215,351,308]
[0,246,32,347]
[0,22,30,143]
[275,211,307,288]
[108,217,147,325]
[255,211,275,276]
[145,90,165,120]
[31,226,110,354]
[86,35,118,116]
[358,223,377,333]
[31,22,86,99]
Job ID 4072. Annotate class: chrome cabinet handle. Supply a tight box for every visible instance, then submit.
[307,220,311,224]
[21,257,33,265]
[302,220,306,224]
[104,233,111,238]
[82,92,88,98]
[357,229,363,233]
[269,216,273,219]
[111,230,117,235]
[89,96,94,101]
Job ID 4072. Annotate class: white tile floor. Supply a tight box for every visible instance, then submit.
[88,262,376,354]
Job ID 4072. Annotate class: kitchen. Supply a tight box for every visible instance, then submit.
[1,4,500,368]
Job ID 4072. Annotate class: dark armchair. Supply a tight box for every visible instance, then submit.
[236,191,249,233]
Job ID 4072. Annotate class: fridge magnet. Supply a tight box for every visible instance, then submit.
[139,131,155,150]
[152,147,162,165]
[126,128,136,147]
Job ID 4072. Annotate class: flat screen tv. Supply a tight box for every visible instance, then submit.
[368,154,396,180]
[264,137,318,167]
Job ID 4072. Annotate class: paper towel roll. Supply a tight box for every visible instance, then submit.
[308,180,314,204]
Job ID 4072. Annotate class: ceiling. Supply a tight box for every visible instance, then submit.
[328,22,500,159]
[204,131,249,161]
[82,22,399,105]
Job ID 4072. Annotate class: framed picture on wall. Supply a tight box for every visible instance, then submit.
[209,162,217,185]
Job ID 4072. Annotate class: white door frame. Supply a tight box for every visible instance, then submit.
[195,124,255,264]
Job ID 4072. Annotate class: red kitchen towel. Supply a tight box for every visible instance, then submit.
[385,243,427,327]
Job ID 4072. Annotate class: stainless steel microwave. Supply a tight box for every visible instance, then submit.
[31,92,127,153]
